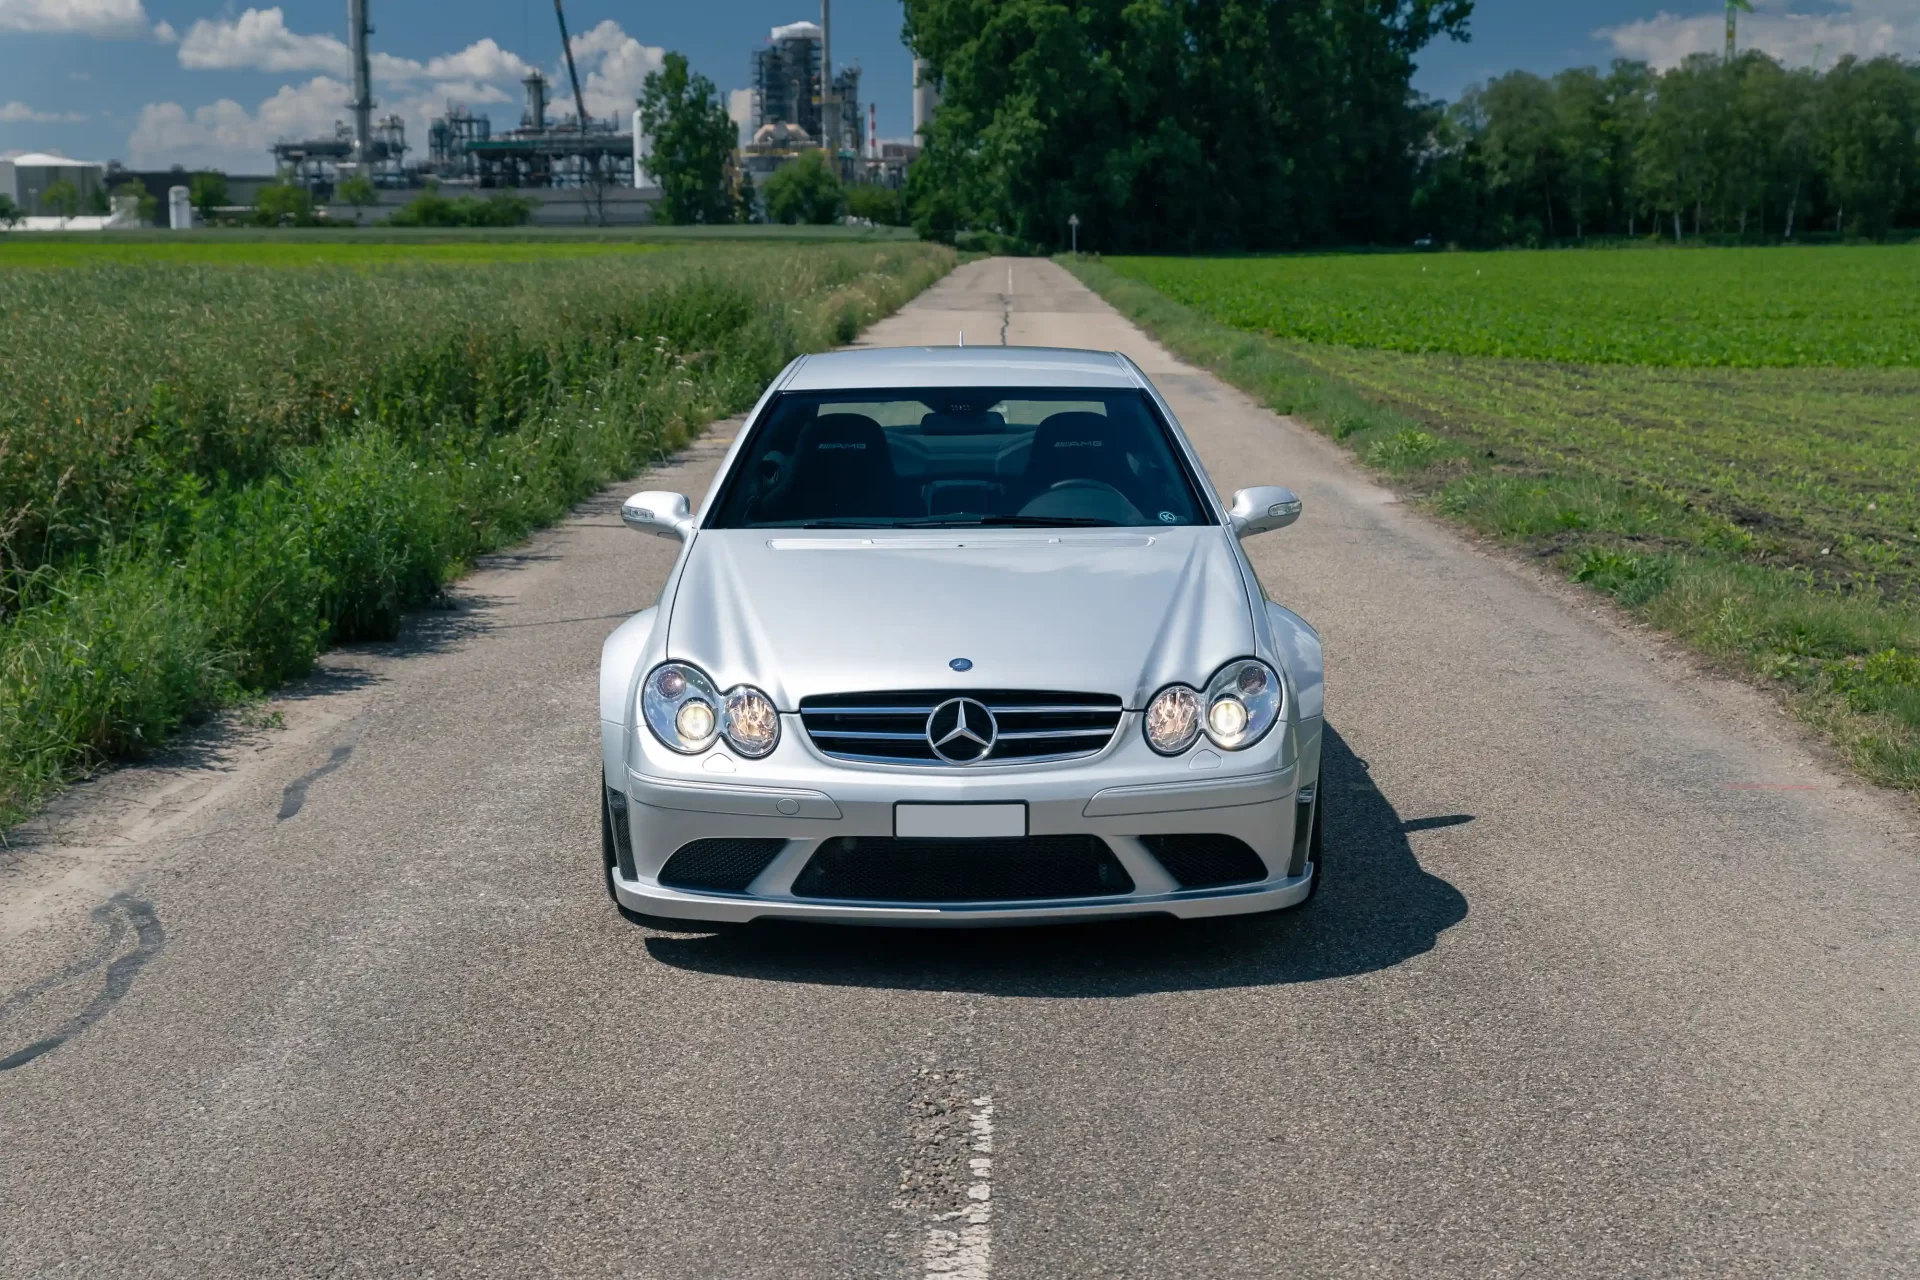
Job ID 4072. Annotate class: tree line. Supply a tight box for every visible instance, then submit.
[1417,52,1920,246]
[897,0,1920,251]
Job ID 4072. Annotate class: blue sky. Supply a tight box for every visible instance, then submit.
[3,1,1916,173]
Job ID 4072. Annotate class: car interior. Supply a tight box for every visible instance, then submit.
[713,389,1208,528]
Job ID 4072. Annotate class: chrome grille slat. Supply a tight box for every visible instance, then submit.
[996,727,1114,740]
[799,689,1123,767]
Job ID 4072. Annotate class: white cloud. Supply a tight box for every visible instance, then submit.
[128,77,349,171]
[1598,2,1920,70]
[0,0,170,39]
[1,101,87,123]
[422,38,529,83]
[178,6,350,73]
[177,8,531,88]
[566,20,664,119]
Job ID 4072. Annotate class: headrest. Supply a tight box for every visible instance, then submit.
[1033,411,1116,450]
[799,413,887,457]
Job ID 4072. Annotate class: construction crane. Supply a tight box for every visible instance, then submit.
[1725,0,1752,62]
[554,0,591,129]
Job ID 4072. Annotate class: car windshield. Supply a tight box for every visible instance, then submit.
[708,387,1211,529]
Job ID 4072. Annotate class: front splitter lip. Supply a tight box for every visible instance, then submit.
[610,871,1313,927]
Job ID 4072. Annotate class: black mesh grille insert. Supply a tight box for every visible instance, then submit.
[792,836,1134,903]
[1139,834,1270,889]
[659,838,788,893]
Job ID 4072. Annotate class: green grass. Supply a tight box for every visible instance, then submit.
[1105,245,1920,368]
[0,239,670,266]
[1065,252,1920,792]
[0,223,917,267]
[0,241,955,826]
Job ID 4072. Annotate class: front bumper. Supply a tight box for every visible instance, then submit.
[606,713,1321,926]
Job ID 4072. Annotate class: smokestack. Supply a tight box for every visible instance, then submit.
[348,0,374,174]
[820,0,833,156]
[868,102,878,160]
[912,57,938,139]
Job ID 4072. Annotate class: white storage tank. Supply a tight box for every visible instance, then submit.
[168,185,192,230]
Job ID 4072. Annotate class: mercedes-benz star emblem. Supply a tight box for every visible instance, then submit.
[926,697,997,765]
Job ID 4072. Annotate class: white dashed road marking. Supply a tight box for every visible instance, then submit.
[923,1095,993,1278]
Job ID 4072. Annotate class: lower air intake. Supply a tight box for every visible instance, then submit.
[659,838,788,893]
[792,836,1134,903]
[1139,834,1270,889]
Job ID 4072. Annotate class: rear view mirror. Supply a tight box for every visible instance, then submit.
[622,491,695,542]
[1229,486,1303,539]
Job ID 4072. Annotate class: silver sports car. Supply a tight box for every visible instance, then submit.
[598,346,1325,925]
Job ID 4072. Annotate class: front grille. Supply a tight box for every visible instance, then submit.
[659,838,788,893]
[792,836,1135,903]
[1140,834,1270,889]
[800,690,1123,766]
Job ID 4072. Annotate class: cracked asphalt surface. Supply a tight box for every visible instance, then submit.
[2,258,1917,1278]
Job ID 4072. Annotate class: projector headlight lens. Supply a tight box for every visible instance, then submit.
[722,686,780,758]
[643,662,722,753]
[1203,659,1282,750]
[1144,684,1203,755]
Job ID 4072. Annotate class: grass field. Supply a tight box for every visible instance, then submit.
[0,239,669,266]
[1108,246,1920,367]
[1075,247,1920,791]
[0,223,916,268]
[0,238,953,825]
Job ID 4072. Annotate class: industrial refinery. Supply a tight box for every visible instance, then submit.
[262,0,920,223]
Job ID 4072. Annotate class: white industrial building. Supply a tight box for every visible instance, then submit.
[0,153,143,230]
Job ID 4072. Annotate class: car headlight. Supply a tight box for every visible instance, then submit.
[722,685,780,758]
[643,663,780,757]
[1143,684,1203,755]
[1202,659,1282,750]
[644,663,721,753]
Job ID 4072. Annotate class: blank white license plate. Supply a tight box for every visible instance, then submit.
[894,803,1027,839]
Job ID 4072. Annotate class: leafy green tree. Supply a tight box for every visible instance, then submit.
[1822,56,1919,237]
[846,182,906,226]
[252,179,316,227]
[189,172,229,221]
[337,173,379,212]
[86,185,111,216]
[734,168,759,223]
[903,0,1471,251]
[637,52,738,225]
[40,179,80,217]
[385,185,533,227]
[0,194,20,227]
[763,150,845,224]
[113,180,159,223]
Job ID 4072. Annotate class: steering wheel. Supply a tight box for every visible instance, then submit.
[1043,478,1129,500]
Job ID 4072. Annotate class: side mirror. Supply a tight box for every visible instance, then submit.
[1229,486,1303,539]
[622,491,695,542]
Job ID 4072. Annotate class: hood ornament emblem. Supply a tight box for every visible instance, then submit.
[927,697,997,765]
[949,658,973,672]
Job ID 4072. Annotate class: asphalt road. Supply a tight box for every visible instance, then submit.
[3,258,1917,1278]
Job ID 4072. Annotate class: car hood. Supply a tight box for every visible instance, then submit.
[666,528,1257,708]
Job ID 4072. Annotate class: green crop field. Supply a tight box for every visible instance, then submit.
[1107,246,1920,368]
[1074,248,1920,790]
[0,223,916,269]
[0,239,669,267]
[0,240,954,825]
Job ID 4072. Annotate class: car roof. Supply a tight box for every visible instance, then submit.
[781,345,1142,392]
